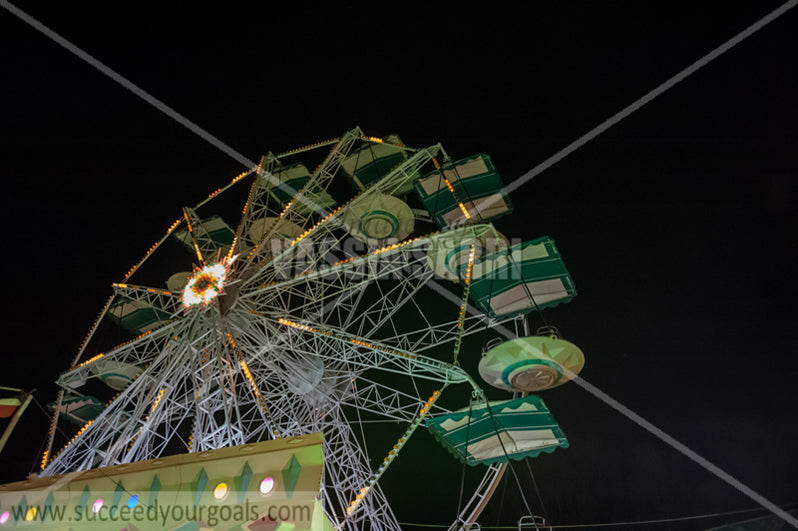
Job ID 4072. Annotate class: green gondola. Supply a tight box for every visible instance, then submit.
[108,298,171,335]
[426,395,568,466]
[173,214,235,254]
[341,134,411,192]
[414,153,512,228]
[48,394,104,426]
[466,236,576,318]
[261,162,336,215]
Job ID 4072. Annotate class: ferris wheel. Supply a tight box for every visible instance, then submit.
[39,127,579,530]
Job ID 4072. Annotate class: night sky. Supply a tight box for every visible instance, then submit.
[1,3,797,530]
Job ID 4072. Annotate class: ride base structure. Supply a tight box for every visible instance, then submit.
[0,433,332,530]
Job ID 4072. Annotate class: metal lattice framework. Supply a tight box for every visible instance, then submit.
[41,128,520,530]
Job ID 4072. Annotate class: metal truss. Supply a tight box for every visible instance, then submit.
[240,127,363,278]
[42,130,515,530]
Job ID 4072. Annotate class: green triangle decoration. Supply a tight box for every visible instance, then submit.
[17,495,27,520]
[112,480,125,512]
[148,475,161,507]
[235,461,253,504]
[282,454,302,499]
[192,467,208,507]
[79,486,91,511]
[43,491,55,522]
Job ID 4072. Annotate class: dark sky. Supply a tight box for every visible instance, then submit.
[1,3,797,530]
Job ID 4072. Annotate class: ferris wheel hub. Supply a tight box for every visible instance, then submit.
[181,259,234,309]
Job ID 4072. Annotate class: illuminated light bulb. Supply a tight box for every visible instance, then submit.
[127,495,139,509]
[214,482,229,500]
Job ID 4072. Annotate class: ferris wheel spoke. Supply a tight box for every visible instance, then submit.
[342,266,434,337]
[383,312,507,353]
[117,217,185,285]
[317,407,402,530]
[186,320,285,448]
[240,128,362,277]
[182,206,214,263]
[221,329,282,442]
[284,143,442,278]
[111,281,183,314]
[226,392,384,528]
[371,276,505,354]
[246,227,502,357]
[241,142,443,289]
[241,359,442,427]
[220,323,326,438]
[226,160,284,261]
[338,374,450,422]
[102,334,215,464]
[274,318,474,388]
[262,261,437,340]
[373,284,468,351]
[227,149,340,266]
[243,258,428,328]
[56,318,183,389]
[46,320,277,473]
[186,342,248,451]
[242,243,429,326]
[243,223,496,304]
[45,333,196,473]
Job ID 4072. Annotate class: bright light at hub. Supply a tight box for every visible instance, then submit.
[182,257,235,309]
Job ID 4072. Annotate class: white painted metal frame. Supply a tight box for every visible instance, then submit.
[42,131,518,530]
